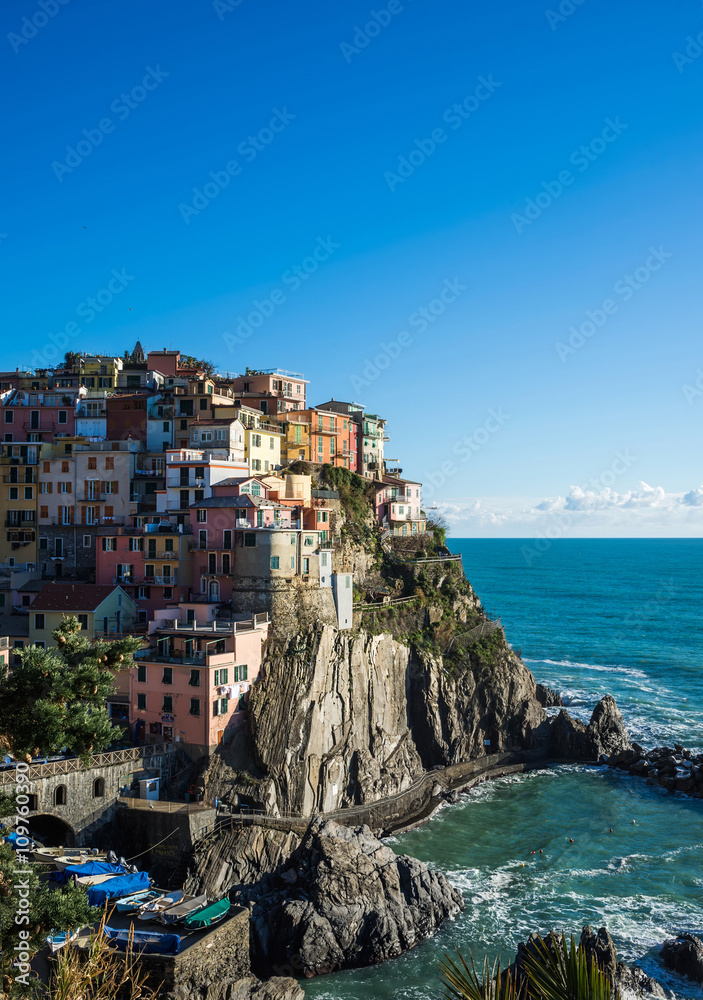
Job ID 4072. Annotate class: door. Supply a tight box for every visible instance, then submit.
[199,529,207,550]
[147,538,156,559]
[217,729,224,745]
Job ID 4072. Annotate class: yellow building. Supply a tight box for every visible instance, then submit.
[0,441,38,569]
[274,413,311,465]
[213,404,283,475]
[78,356,123,391]
[28,582,138,647]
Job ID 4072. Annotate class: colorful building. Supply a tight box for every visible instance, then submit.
[229,369,307,415]
[130,604,270,755]
[28,582,138,647]
[373,476,426,535]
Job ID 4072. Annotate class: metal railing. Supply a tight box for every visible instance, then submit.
[141,550,179,560]
[166,477,206,488]
[2,474,35,483]
[0,742,174,785]
[150,613,268,634]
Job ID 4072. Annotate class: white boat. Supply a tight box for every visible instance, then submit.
[115,888,164,914]
[46,928,80,953]
[137,889,184,920]
[74,872,125,887]
[158,893,208,925]
[53,852,108,871]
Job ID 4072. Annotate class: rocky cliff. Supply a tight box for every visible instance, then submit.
[203,477,628,817]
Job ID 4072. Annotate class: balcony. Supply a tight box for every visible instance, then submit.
[5,517,34,528]
[76,407,106,418]
[151,613,268,634]
[49,516,124,526]
[166,477,206,489]
[141,550,179,560]
[142,574,178,585]
[22,421,56,432]
[2,473,34,484]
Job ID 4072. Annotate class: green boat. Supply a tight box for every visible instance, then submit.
[183,896,230,929]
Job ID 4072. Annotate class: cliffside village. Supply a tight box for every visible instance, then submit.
[0,345,426,758]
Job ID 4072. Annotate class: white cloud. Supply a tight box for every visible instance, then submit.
[436,483,703,537]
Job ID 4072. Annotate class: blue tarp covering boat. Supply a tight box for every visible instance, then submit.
[87,871,150,907]
[54,861,127,885]
[104,926,181,955]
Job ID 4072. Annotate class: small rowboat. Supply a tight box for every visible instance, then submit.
[138,889,184,920]
[104,926,181,955]
[158,892,208,925]
[183,896,231,929]
[46,928,80,953]
[53,852,108,871]
[115,888,164,914]
[74,872,125,887]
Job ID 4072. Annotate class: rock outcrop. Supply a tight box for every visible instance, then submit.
[602,743,703,798]
[226,819,463,978]
[550,695,630,761]
[225,980,305,1000]
[660,933,703,982]
[512,925,668,999]
[535,683,564,707]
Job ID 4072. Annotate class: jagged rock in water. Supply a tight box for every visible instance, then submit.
[550,696,630,761]
[535,683,564,707]
[235,819,463,978]
[512,926,669,999]
[185,825,300,898]
[661,933,703,982]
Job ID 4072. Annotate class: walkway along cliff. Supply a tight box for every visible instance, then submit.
[199,471,630,823]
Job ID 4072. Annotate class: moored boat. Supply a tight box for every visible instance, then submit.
[158,892,208,925]
[115,888,164,914]
[104,926,181,955]
[46,928,80,953]
[54,852,107,871]
[137,889,184,920]
[182,896,231,929]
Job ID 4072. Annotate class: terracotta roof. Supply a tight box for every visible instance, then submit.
[32,583,127,612]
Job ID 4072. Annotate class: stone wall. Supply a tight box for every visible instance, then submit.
[138,906,250,1000]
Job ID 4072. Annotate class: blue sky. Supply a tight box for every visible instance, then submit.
[2,0,702,535]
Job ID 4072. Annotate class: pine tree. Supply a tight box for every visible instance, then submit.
[0,616,142,760]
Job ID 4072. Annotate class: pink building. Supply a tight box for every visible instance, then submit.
[188,493,295,603]
[95,525,192,622]
[129,602,270,756]
[373,476,426,536]
[2,389,78,444]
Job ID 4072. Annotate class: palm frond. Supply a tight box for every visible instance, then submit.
[439,950,521,1000]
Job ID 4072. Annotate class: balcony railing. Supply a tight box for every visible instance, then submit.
[49,516,125,526]
[22,421,56,431]
[141,550,179,560]
[166,477,206,489]
[5,517,34,527]
[2,474,35,483]
[143,574,178,585]
[150,612,268,634]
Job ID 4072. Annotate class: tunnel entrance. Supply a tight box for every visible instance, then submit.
[27,814,75,848]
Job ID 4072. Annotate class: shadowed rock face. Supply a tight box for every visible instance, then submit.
[226,820,464,979]
[661,933,703,983]
[550,695,630,760]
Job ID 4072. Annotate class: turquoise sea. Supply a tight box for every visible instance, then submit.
[304,539,703,1000]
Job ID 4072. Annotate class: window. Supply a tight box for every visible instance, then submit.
[77,614,88,630]
[194,489,204,502]
[214,668,229,686]
[136,660,147,683]
[223,530,232,549]
[164,537,173,551]
[244,533,256,547]
[163,587,173,599]
[162,667,173,685]
[201,431,212,441]
[129,537,143,551]
[137,693,147,711]
[88,457,97,470]
[34,613,45,630]
[163,421,169,432]
[216,428,226,441]
[34,641,46,650]
[93,777,105,798]
[83,535,92,548]
[304,535,314,546]
[61,461,69,473]
[39,537,48,550]
[190,698,200,716]
[54,786,67,806]
[197,509,207,523]
[290,535,296,545]
[8,487,17,500]
[270,437,275,449]
[3,411,12,423]
[303,557,309,574]
[251,459,261,471]
[199,398,208,410]
[162,695,173,713]
[291,556,295,568]
[104,481,115,494]
[234,663,248,682]
[252,434,261,447]
[270,556,279,569]
[58,410,67,424]
[145,564,155,578]
[58,482,70,494]
[105,456,114,470]
[189,669,200,687]
[213,697,229,716]
[102,537,116,551]
[222,554,231,574]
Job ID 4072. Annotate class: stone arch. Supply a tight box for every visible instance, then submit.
[53,785,67,806]
[93,776,105,798]
[27,814,75,848]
